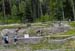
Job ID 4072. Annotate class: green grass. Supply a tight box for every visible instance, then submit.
[30,42,62,50]
[43,29,75,39]
[64,29,75,35]
[31,21,52,27]
[0,24,27,30]
[44,35,71,39]
[69,21,75,27]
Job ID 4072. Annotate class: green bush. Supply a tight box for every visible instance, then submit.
[28,29,36,36]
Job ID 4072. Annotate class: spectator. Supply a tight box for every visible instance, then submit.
[13,34,18,44]
[3,34,9,44]
[3,34,9,47]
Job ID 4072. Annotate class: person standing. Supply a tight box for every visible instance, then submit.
[13,27,21,44]
[13,34,18,45]
[3,34,9,47]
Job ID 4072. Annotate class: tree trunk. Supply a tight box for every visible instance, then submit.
[61,0,65,21]
[2,0,6,24]
[39,0,43,16]
[9,0,11,15]
[71,0,75,21]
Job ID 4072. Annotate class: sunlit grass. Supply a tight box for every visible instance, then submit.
[69,21,75,27]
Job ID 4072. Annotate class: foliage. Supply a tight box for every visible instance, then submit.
[19,1,26,14]
[0,0,74,23]
[28,29,36,36]
[39,14,50,22]
[11,5,18,16]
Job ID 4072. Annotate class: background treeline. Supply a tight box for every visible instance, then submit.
[0,0,75,24]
